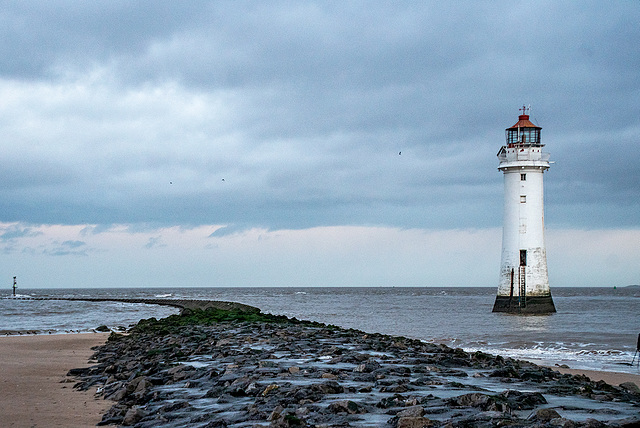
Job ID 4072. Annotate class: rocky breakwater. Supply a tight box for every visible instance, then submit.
[30,296,260,315]
[70,309,640,427]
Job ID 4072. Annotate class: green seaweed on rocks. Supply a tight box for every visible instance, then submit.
[129,308,336,335]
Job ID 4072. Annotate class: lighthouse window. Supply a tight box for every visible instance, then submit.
[521,173,526,181]
[520,195,526,203]
[520,250,527,266]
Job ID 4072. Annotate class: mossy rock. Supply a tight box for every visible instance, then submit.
[128,308,335,336]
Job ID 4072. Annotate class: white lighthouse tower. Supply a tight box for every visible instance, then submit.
[493,106,556,313]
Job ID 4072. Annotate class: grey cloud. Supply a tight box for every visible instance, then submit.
[61,240,86,248]
[41,240,89,256]
[44,249,88,256]
[0,1,638,231]
[209,224,250,238]
[144,236,166,249]
[0,225,43,241]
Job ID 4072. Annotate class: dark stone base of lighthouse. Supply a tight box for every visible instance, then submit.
[492,295,556,314]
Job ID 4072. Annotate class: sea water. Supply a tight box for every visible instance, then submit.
[1,287,639,375]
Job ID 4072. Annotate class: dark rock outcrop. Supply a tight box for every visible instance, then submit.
[68,308,640,427]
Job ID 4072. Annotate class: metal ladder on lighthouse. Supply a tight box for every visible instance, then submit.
[518,266,527,308]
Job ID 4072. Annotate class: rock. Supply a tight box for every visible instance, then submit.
[216,338,233,346]
[530,408,562,422]
[327,400,367,414]
[395,416,433,428]
[107,385,129,401]
[262,383,280,396]
[167,365,196,382]
[520,368,550,381]
[272,412,307,427]
[97,403,128,426]
[549,417,576,428]
[292,385,323,403]
[448,393,506,411]
[619,381,640,394]
[268,405,285,421]
[228,377,252,397]
[295,406,311,417]
[500,389,547,410]
[354,359,381,373]
[488,366,519,378]
[612,416,640,427]
[315,380,344,394]
[380,383,413,393]
[396,405,425,418]
[67,367,92,376]
[377,394,409,409]
[122,406,146,426]
[582,418,606,428]
[159,400,191,413]
[245,382,260,395]
[134,376,151,393]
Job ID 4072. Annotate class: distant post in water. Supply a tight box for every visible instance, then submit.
[493,107,556,314]
[12,276,17,297]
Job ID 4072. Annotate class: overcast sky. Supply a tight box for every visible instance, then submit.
[1,1,639,289]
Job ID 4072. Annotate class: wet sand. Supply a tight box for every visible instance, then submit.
[0,333,111,427]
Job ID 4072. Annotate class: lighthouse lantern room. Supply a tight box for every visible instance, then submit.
[493,106,556,314]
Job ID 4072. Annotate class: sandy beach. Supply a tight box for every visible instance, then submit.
[1,331,639,427]
[0,333,111,427]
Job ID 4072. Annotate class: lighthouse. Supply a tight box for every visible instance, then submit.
[493,106,556,314]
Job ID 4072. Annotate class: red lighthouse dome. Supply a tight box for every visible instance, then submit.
[505,106,541,146]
